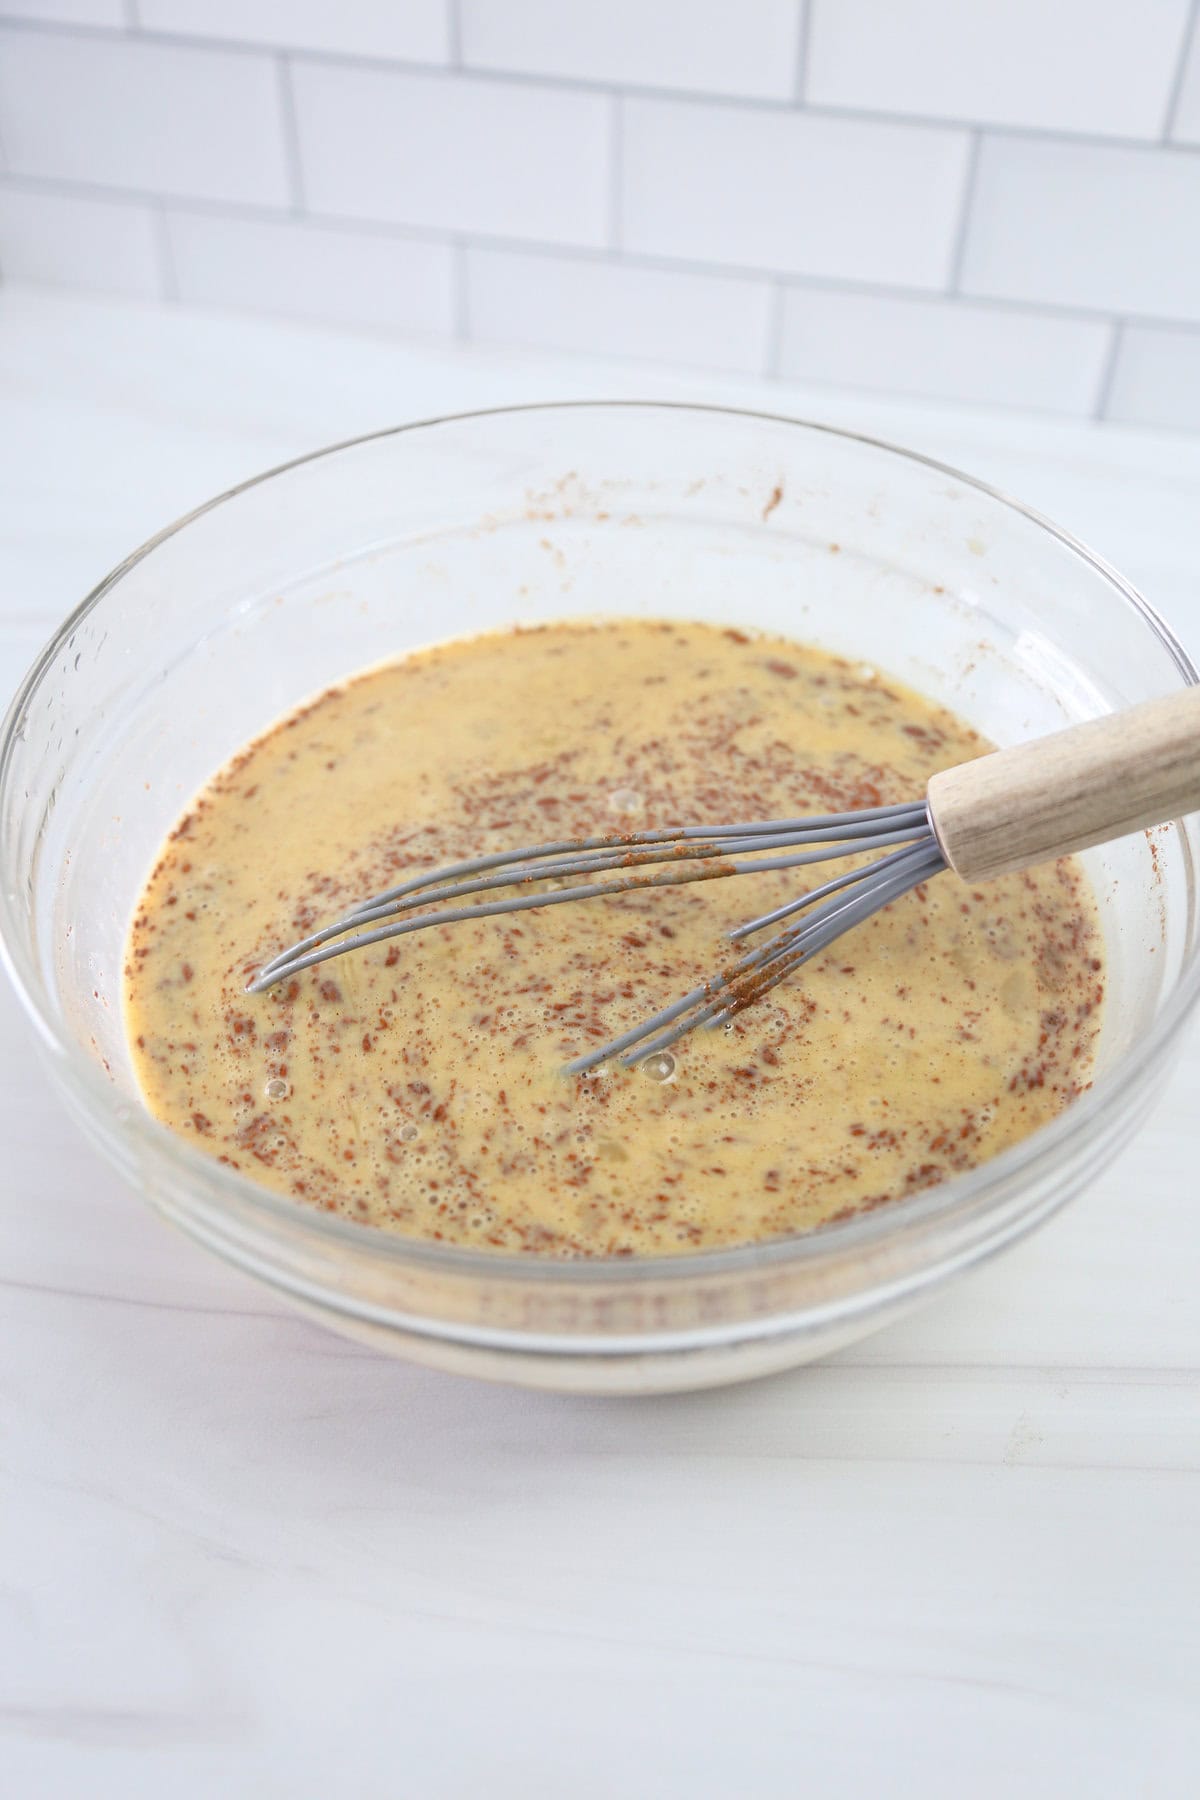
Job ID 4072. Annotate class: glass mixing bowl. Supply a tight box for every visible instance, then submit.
[2,403,1197,1393]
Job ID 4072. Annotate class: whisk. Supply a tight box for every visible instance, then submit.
[249,688,1200,1073]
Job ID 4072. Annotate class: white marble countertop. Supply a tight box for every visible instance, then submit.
[2,288,1198,1797]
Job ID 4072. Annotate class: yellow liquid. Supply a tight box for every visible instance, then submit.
[125,621,1102,1256]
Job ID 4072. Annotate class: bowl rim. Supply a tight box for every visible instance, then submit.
[2,397,1198,1289]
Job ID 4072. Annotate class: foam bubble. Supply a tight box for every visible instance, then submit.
[265,1077,289,1100]
[643,1052,676,1083]
[607,787,643,815]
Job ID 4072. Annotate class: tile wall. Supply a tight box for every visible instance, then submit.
[1,1,1199,427]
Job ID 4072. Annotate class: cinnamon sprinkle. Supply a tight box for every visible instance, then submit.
[125,620,1102,1257]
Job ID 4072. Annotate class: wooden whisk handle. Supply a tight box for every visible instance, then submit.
[927,685,1200,883]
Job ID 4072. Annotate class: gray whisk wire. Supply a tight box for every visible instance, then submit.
[247,802,945,1067]
[566,840,945,1074]
[252,801,927,981]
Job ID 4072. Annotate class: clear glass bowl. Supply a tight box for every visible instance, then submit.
[2,403,1198,1393]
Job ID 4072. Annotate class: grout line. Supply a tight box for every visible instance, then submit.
[446,0,462,69]
[607,93,624,250]
[3,14,1200,159]
[1162,0,1200,140]
[1092,319,1127,420]
[452,238,469,340]
[947,131,983,293]
[4,169,1200,341]
[793,0,812,104]
[764,281,787,378]
[0,280,1111,418]
[151,201,177,302]
[275,54,306,213]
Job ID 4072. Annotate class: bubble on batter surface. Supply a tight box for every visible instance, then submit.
[607,786,643,815]
[643,1052,676,1083]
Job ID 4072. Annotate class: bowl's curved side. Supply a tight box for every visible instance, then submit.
[2,401,1198,1387]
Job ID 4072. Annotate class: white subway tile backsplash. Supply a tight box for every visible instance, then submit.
[0,182,161,295]
[778,285,1109,413]
[138,1,450,66]
[806,0,1191,139]
[4,4,1200,431]
[1106,324,1200,431]
[961,137,1200,323]
[622,97,969,288]
[1170,19,1200,144]
[466,246,772,372]
[0,1,124,23]
[166,210,455,336]
[461,0,801,102]
[0,25,290,205]
[291,63,610,246]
